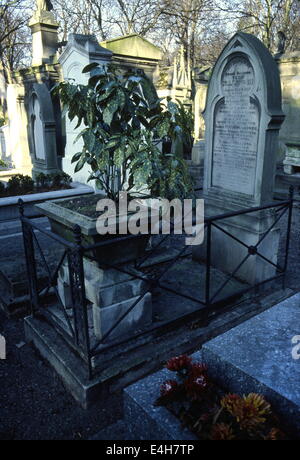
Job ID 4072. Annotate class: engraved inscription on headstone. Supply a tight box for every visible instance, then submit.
[212,56,260,196]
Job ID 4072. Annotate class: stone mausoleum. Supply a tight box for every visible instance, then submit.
[0,0,203,188]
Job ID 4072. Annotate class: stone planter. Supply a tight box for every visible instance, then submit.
[0,182,94,222]
[36,194,153,346]
[36,195,151,266]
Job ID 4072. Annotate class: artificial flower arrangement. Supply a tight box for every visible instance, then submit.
[155,354,287,440]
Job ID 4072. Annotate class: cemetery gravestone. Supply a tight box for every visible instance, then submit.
[194,33,285,285]
[28,83,60,175]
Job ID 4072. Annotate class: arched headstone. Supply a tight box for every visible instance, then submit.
[194,33,285,285]
[203,32,284,207]
[28,83,59,176]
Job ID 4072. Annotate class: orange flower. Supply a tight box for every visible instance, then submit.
[221,394,241,413]
[264,428,285,441]
[211,423,235,440]
[221,393,271,432]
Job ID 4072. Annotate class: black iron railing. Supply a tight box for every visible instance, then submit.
[18,187,294,379]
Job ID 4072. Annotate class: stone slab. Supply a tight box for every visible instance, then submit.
[0,182,94,222]
[24,315,110,409]
[124,355,201,440]
[202,293,300,437]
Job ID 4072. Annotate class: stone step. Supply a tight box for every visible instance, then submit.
[123,356,200,440]
[202,292,300,438]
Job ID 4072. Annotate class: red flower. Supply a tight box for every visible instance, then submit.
[188,363,208,377]
[160,380,180,399]
[185,374,210,400]
[166,355,192,372]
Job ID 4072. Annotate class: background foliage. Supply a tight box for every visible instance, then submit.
[0,0,299,82]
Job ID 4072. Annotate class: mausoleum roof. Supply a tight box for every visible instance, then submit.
[100,34,163,61]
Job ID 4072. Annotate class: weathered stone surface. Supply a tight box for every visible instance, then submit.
[57,256,152,341]
[59,34,112,186]
[194,32,285,284]
[203,33,284,207]
[124,357,201,440]
[277,52,300,175]
[0,182,93,222]
[202,293,300,436]
[88,278,147,308]
[92,292,152,340]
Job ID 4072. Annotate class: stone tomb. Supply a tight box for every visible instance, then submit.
[194,33,285,285]
[277,51,300,175]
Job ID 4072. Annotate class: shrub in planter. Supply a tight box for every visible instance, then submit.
[35,172,72,190]
[6,174,34,196]
[48,172,72,188]
[54,63,193,201]
[0,159,8,169]
[35,172,50,189]
[42,64,195,264]
[156,355,288,440]
[0,181,6,197]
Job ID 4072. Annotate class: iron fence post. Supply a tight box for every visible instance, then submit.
[19,199,39,315]
[283,186,294,277]
[205,221,212,306]
[68,225,92,379]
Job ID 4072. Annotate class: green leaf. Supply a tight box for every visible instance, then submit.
[74,155,86,172]
[103,98,119,125]
[71,152,82,164]
[82,63,99,74]
[73,128,88,145]
[106,138,120,149]
[83,130,96,152]
[114,148,124,167]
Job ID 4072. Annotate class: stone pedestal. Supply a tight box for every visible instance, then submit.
[57,258,152,341]
[194,198,280,285]
[283,143,300,174]
[6,85,32,175]
[29,11,59,67]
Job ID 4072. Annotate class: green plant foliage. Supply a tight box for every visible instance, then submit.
[0,158,8,168]
[35,172,49,188]
[35,172,72,189]
[6,174,34,196]
[0,181,6,197]
[53,64,194,201]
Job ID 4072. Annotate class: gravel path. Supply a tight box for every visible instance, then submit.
[0,310,123,440]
